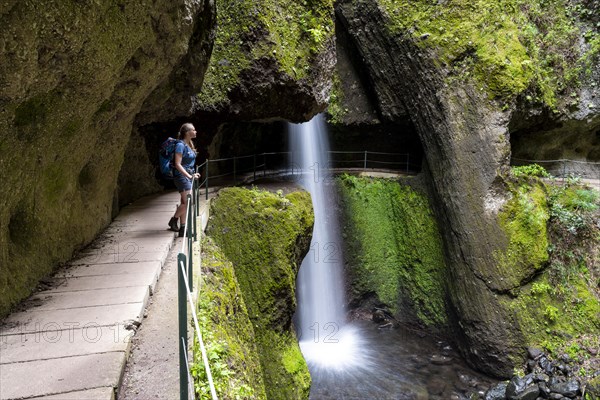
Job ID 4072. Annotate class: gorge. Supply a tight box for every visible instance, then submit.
[1,0,599,398]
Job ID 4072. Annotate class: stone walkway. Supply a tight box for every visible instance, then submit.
[0,190,210,400]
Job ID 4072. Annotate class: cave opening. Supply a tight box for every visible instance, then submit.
[508,111,600,180]
[137,115,424,192]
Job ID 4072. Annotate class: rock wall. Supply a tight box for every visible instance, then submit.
[192,0,336,123]
[0,0,213,316]
[206,187,314,399]
[338,175,449,329]
[335,0,521,377]
[335,0,600,377]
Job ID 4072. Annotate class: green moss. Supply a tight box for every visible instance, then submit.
[506,272,600,356]
[194,238,266,399]
[207,187,313,399]
[377,0,594,110]
[504,181,600,360]
[325,69,346,124]
[338,175,448,327]
[14,94,50,127]
[197,0,334,108]
[496,178,549,286]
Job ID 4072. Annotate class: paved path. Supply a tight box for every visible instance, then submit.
[0,190,209,400]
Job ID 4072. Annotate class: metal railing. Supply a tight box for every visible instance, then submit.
[177,164,217,400]
[183,153,599,399]
[179,151,415,399]
[198,150,420,199]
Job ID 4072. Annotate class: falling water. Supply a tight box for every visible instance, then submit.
[289,115,365,371]
[287,116,499,398]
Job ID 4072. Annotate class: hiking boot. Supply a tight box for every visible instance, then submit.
[168,217,179,232]
[178,225,186,238]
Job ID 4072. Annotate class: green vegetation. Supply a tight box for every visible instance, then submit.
[197,0,334,107]
[377,0,599,110]
[338,175,448,327]
[511,163,550,178]
[504,176,600,371]
[496,174,549,286]
[326,70,346,124]
[206,187,313,399]
[193,238,266,399]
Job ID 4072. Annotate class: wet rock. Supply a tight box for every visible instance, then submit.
[458,373,478,387]
[557,364,570,376]
[549,380,580,398]
[427,376,447,395]
[506,376,539,400]
[528,347,544,360]
[538,381,550,398]
[372,308,387,323]
[512,384,539,400]
[484,382,507,400]
[430,354,453,365]
[544,361,555,375]
[559,353,572,364]
[377,322,394,330]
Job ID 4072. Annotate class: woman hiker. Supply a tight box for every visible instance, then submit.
[168,123,201,237]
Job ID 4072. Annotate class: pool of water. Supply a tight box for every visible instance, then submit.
[306,321,498,400]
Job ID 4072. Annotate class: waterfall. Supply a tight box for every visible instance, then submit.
[289,115,364,371]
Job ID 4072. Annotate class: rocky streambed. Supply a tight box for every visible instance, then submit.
[484,347,600,400]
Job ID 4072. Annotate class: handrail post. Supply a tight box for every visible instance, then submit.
[205,159,209,200]
[263,153,266,177]
[253,154,256,182]
[177,254,188,400]
[406,154,410,173]
[364,151,367,171]
[191,191,197,242]
[193,172,199,218]
[186,194,194,292]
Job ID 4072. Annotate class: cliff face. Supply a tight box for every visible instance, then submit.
[0,0,335,316]
[334,0,600,377]
[0,0,214,315]
[192,0,336,122]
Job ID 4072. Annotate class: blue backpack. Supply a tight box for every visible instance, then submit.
[158,137,179,179]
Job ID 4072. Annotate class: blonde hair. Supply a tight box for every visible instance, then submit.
[178,123,196,151]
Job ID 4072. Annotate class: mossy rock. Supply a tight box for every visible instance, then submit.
[207,187,313,399]
[195,0,335,119]
[376,0,598,110]
[504,180,600,361]
[337,175,448,328]
[495,177,550,288]
[195,238,267,399]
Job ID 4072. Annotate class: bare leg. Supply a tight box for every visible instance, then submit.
[174,190,191,224]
